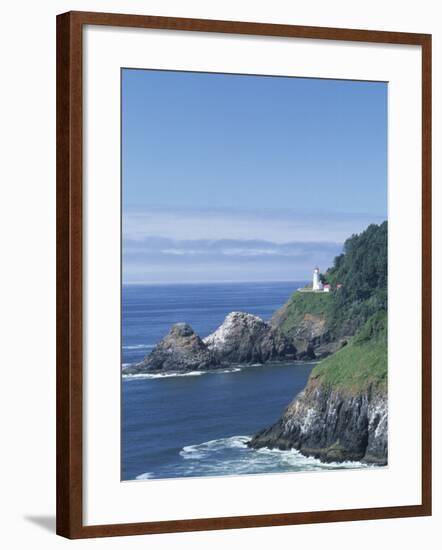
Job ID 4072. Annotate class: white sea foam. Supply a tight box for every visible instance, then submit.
[135,472,154,480]
[122,366,245,380]
[122,361,312,382]
[214,367,242,374]
[122,370,207,380]
[253,445,372,470]
[132,436,375,481]
[123,344,155,350]
[178,435,374,476]
[122,361,307,379]
[180,435,250,460]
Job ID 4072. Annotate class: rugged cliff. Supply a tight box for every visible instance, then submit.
[250,223,389,464]
[249,311,388,465]
[271,292,341,359]
[126,312,296,374]
[249,380,387,464]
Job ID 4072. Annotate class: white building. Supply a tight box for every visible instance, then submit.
[312,267,323,291]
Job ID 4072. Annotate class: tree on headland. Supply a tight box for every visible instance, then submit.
[325,221,388,339]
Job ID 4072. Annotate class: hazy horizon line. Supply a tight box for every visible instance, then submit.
[122,279,310,287]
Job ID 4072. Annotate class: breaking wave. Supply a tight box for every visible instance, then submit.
[133,434,374,481]
[122,371,207,380]
[135,472,154,480]
[174,435,373,477]
[122,366,243,380]
[123,344,155,350]
[180,435,250,460]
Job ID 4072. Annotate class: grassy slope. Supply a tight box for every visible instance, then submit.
[273,223,388,392]
[276,222,388,342]
[309,311,387,392]
[275,291,335,336]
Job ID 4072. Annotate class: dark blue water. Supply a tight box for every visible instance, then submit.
[122,281,304,366]
[121,282,368,480]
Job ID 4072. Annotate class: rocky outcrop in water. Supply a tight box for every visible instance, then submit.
[248,376,388,465]
[126,312,297,374]
[204,312,296,364]
[125,323,220,374]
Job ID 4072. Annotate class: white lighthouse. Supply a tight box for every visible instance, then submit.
[312,266,323,291]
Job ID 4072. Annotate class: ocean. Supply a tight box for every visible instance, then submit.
[122,282,369,481]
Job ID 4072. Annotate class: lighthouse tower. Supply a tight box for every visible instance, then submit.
[312,267,323,291]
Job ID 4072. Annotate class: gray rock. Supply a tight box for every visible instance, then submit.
[203,312,296,364]
[271,308,333,358]
[125,323,220,374]
[248,377,388,465]
[271,305,349,359]
[126,312,297,374]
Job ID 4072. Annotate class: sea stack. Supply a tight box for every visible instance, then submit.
[203,312,296,364]
[125,312,297,374]
[125,323,220,374]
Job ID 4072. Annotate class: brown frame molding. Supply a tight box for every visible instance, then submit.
[56,11,432,539]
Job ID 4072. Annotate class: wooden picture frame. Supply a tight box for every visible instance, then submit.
[56,11,432,539]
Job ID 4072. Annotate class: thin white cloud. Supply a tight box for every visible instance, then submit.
[161,248,206,256]
[121,207,386,283]
[123,207,385,244]
[122,236,344,284]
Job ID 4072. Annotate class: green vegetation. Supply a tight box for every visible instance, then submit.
[310,311,387,391]
[352,309,387,345]
[276,222,388,342]
[324,221,387,338]
[273,222,388,391]
[326,221,387,305]
[278,291,334,335]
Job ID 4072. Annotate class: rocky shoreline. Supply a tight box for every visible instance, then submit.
[124,222,388,468]
[124,298,388,468]
[248,376,388,465]
[124,312,297,375]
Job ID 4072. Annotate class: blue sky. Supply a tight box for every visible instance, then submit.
[122,69,387,284]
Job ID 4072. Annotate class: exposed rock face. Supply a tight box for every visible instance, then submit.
[271,307,340,359]
[203,312,296,364]
[291,312,346,359]
[125,323,219,374]
[272,293,375,359]
[126,313,297,374]
[248,377,388,465]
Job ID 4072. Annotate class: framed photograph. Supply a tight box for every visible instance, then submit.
[56,11,432,539]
